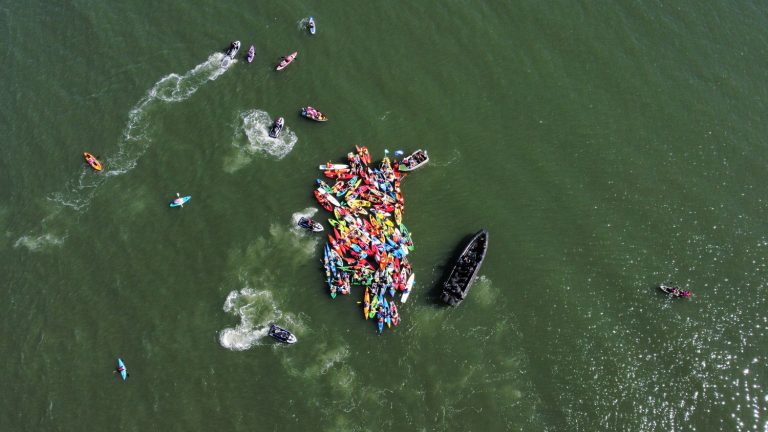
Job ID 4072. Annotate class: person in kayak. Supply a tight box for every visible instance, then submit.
[114,365,129,379]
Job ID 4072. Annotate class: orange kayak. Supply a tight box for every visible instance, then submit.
[83,152,103,171]
[363,289,370,319]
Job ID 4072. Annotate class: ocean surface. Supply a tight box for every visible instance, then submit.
[3,1,768,430]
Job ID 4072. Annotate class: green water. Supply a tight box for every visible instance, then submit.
[3,1,768,430]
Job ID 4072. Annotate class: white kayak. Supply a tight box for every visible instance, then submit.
[400,273,415,303]
[319,163,349,171]
[316,187,341,207]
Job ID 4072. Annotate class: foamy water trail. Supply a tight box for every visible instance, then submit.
[108,52,230,176]
[13,233,66,251]
[430,148,461,167]
[219,288,281,351]
[296,17,311,31]
[218,223,318,351]
[19,52,231,249]
[233,109,299,160]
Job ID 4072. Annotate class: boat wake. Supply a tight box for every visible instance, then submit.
[234,109,299,160]
[107,52,230,176]
[296,17,311,31]
[430,149,461,167]
[219,288,283,351]
[218,224,316,351]
[20,52,231,249]
[13,233,67,251]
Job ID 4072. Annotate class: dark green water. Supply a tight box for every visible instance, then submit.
[3,1,768,430]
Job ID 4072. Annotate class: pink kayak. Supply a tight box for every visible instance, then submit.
[276,51,297,71]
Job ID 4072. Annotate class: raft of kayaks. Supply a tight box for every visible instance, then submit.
[314,146,424,333]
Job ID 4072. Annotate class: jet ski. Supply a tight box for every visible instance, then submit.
[268,324,297,344]
[298,217,323,232]
[269,117,285,138]
[221,41,240,68]
[226,41,241,59]
[246,45,255,63]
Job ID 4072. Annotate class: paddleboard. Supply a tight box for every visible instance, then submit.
[170,196,191,208]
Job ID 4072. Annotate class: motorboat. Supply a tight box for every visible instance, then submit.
[440,229,489,306]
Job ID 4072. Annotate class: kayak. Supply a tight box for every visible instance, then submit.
[301,107,328,122]
[246,45,255,63]
[319,163,349,171]
[117,358,127,381]
[400,273,415,303]
[363,289,370,319]
[169,195,191,208]
[391,302,400,326]
[276,51,298,71]
[316,187,341,207]
[308,17,316,35]
[659,284,692,298]
[83,152,103,171]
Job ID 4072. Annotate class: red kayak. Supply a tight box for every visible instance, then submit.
[276,52,297,71]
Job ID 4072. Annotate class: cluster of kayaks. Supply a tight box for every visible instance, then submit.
[313,146,428,333]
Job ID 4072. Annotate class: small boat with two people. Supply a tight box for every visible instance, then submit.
[276,51,298,71]
[298,217,323,232]
[269,117,285,138]
[246,45,255,63]
[301,106,328,122]
[658,284,692,298]
[83,152,103,171]
[308,17,316,35]
[440,229,489,306]
[268,324,297,344]
[398,149,429,172]
[221,40,240,68]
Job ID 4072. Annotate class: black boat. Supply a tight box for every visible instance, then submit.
[658,284,692,298]
[268,324,297,344]
[440,229,488,306]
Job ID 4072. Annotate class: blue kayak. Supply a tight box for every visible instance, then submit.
[117,358,127,381]
[169,195,191,208]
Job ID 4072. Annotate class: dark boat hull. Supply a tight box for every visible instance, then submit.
[440,229,488,306]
